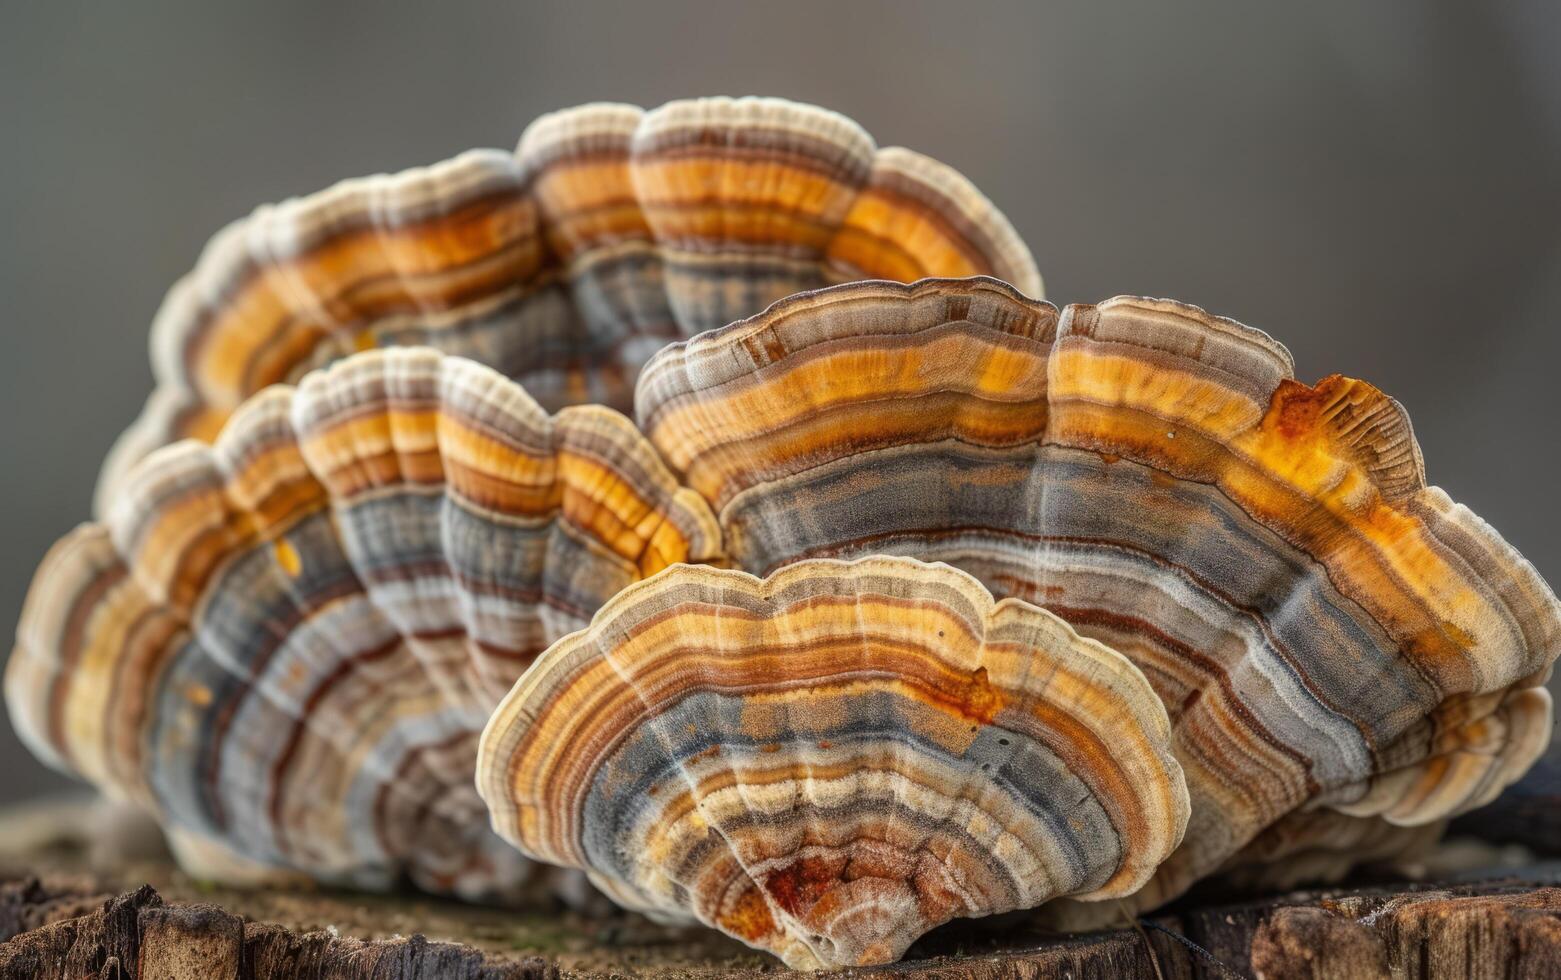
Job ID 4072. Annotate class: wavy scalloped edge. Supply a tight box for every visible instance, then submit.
[12,346,722,899]
[478,555,1187,968]
[95,98,1042,519]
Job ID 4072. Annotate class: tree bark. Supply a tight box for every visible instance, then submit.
[3,802,1561,979]
[6,872,1561,979]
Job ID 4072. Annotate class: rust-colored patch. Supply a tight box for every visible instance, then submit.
[741,328,791,366]
[1441,620,1475,650]
[1099,452,1120,465]
[817,739,833,750]
[957,666,1002,725]
[717,885,777,943]
[1149,468,1178,489]
[691,745,722,764]
[1402,625,1465,681]
[760,743,782,754]
[762,856,840,918]
[1267,375,1347,439]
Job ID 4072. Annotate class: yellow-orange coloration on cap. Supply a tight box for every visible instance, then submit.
[96,96,1041,519]
[6,347,719,901]
[477,556,1188,969]
[633,277,1561,917]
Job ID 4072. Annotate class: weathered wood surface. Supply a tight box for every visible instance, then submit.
[3,801,1561,978]
[0,880,552,979]
[7,872,1561,978]
[1250,887,1561,980]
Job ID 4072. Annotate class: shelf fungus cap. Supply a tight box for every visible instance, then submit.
[97,96,1039,518]
[6,347,719,900]
[633,277,1561,909]
[477,556,1188,969]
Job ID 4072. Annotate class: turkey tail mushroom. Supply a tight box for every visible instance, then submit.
[8,347,719,900]
[633,277,1561,911]
[97,97,1038,518]
[477,556,1187,969]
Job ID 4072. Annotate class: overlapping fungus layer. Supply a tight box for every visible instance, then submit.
[99,97,1039,517]
[6,347,719,899]
[14,247,1559,961]
[477,556,1187,968]
[635,277,1561,909]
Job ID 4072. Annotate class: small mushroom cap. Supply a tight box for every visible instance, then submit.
[7,347,719,899]
[96,96,1039,518]
[477,556,1188,970]
[634,277,1561,908]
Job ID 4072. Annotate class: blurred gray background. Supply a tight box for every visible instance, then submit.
[1,1,1557,802]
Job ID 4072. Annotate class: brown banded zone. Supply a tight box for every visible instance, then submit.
[7,347,719,901]
[477,557,1187,970]
[634,277,1561,911]
[97,96,1041,520]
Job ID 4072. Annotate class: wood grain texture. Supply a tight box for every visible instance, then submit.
[5,865,1561,979]
[0,882,553,980]
[1251,887,1561,979]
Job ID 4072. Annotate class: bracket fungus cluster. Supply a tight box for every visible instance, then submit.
[475,557,1188,969]
[633,277,1561,916]
[97,95,1040,519]
[7,93,1560,972]
[8,347,719,899]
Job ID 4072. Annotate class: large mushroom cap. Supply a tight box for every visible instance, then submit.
[7,347,719,899]
[98,96,1040,518]
[477,556,1188,969]
[634,276,1561,910]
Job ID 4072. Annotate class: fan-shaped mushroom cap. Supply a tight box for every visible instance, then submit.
[477,556,1187,969]
[7,347,720,899]
[97,96,1040,518]
[634,277,1561,909]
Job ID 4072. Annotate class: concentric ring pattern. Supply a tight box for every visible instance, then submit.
[634,277,1561,911]
[98,97,1040,517]
[477,556,1188,968]
[8,347,720,899]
